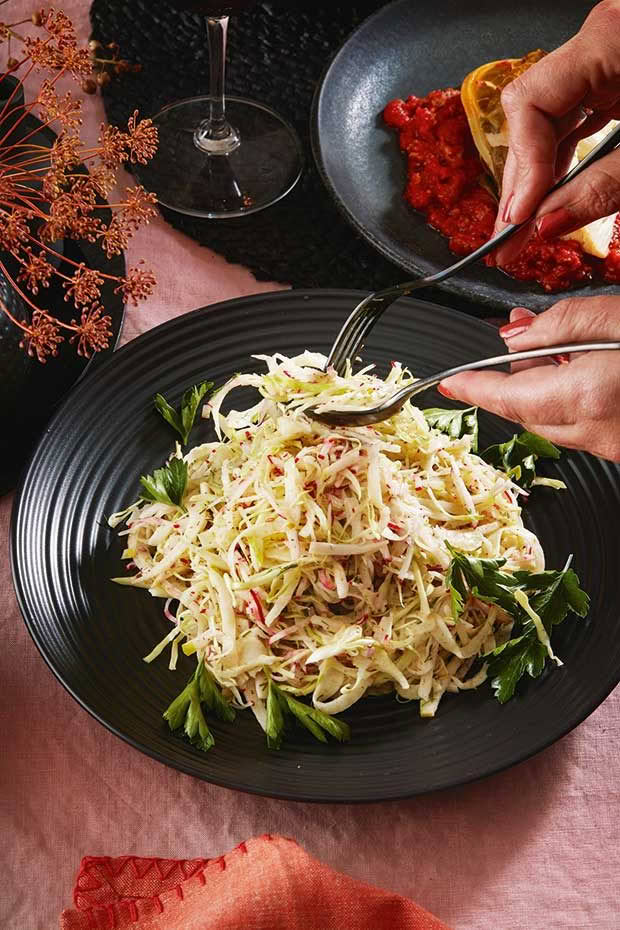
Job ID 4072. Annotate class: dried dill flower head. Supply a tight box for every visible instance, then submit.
[0,7,157,361]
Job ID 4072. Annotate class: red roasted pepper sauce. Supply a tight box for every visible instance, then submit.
[384,89,620,292]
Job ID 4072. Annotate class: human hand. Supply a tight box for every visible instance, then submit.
[438,297,620,462]
[492,0,620,265]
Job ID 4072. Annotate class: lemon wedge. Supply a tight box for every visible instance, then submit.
[562,122,619,258]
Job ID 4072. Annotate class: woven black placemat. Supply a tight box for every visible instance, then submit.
[90,0,487,314]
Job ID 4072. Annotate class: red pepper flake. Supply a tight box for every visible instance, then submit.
[181,558,190,565]
[173,523,180,529]
[387,522,403,533]
[245,431,252,440]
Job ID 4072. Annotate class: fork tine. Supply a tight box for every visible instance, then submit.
[327,289,410,375]
[326,301,373,374]
[329,313,373,374]
[346,309,384,362]
[329,302,389,374]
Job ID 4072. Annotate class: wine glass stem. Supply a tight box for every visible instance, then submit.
[194,15,240,155]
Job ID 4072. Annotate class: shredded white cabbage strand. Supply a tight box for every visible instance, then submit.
[110,352,544,727]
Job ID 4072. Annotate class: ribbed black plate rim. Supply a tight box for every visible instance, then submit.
[11,289,620,802]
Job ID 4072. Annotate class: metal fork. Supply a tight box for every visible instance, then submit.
[311,342,620,427]
[325,121,620,376]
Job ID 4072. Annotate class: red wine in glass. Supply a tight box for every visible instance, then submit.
[136,1,302,217]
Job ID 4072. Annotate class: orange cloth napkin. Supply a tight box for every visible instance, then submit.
[60,834,450,930]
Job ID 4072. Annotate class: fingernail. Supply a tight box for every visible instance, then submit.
[501,192,514,223]
[510,306,535,322]
[499,315,535,340]
[438,383,454,399]
[536,208,574,241]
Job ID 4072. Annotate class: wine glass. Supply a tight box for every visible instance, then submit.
[135,1,303,218]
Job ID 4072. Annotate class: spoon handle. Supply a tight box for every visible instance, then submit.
[406,341,620,398]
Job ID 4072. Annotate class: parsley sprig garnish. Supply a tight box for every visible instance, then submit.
[424,406,479,450]
[425,404,562,491]
[154,381,214,446]
[480,430,561,489]
[266,679,351,749]
[446,544,589,702]
[139,457,187,507]
[163,664,350,753]
[163,660,236,751]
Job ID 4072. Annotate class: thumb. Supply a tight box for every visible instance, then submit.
[534,148,620,241]
[498,295,620,349]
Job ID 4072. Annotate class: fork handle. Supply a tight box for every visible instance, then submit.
[407,341,620,397]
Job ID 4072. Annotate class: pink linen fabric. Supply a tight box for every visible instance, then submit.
[1,3,619,929]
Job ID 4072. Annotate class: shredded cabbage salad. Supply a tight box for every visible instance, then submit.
[110,352,549,732]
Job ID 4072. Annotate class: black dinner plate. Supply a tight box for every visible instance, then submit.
[11,290,620,802]
[312,0,611,313]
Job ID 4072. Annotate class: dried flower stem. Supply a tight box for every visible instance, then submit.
[0,7,158,361]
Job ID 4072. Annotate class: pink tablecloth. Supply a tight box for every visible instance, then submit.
[2,4,620,929]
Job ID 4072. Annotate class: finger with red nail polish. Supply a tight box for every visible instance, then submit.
[536,208,576,240]
[503,308,551,372]
[499,313,536,340]
[529,147,620,242]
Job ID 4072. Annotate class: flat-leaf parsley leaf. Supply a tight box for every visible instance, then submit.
[140,457,187,507]
[154,381,214,445]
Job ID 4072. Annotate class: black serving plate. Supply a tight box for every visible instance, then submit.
[11,290,620,801]
[312,0,608,313]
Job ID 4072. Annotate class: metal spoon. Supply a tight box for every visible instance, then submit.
[310,342,620,427]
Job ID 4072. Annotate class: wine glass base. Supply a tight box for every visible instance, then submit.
[134,96,303,219]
